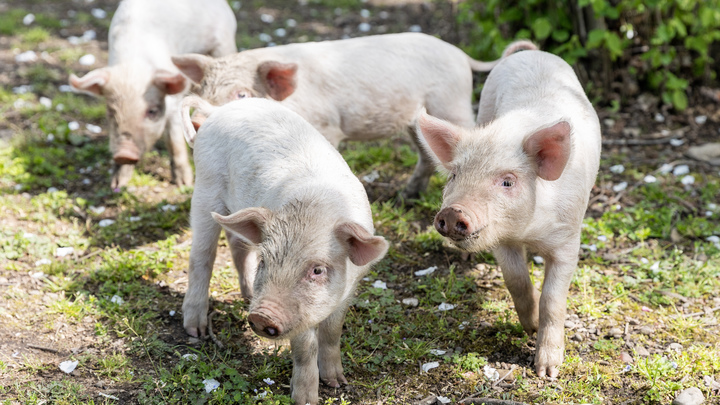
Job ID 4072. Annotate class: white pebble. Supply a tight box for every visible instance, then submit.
[82,178,91,185]
[23,13,35,25]
[372,280,387,289]
[68,36,81,45]
[90,8,107,19]
[669,138,684,146]
[47,134,55,142]
[379,11,389,19]
[89,205,106,214]
[59,85,73,93]
[609,164,624,174]
[169,310,176,316]
[68,121,80,131]
[672,165,689,176]
[408,24,422,32]
[658,163,674,174]
[654,113,665,123]
[85,123,102,134]
[258,33,272,43]
[438,302,455,311]
[421,361,440,373]
[581,244,597,252]
[650,261,660,272]
[414,266,437,276]
[110,295,124,305]
[533,256,544,264]
[362,170,380,183]
[286,18,297,28]
[358,22,371,32]
[483,364,499,381]
[47,187,59,193]
[14,184,23,191]
[598,235,608,242]
[82,30,96,41]
[79,54,96,66]
[129,216,141,222]
[35,259,52,266]
[402,297,418,307]
[98,219,115,227]
[429,349,446,356]
[161,204,177,212]
[612,182,628,192]
[59,360,78,374]
[706,211,714,217]
[458,321,469,330]
[56,247,74,257]
[12,85,33,94]
[15,50,38,63]
[680,175,695,185]
[708,203,718,210]
[39,97,52,109]
[437,397,451,404]
[203,379,220,393]
[360,9,370,18]
[706,235,720,243]
[695,115,707,125]
[231,1,241,11]
[640,257,649,264]
[643,175,657,183]
[260,13,274,23]
[274,28,286,37]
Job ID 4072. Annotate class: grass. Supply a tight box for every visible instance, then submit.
[0,2,719,404]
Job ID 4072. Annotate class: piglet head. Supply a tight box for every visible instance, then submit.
[70,66,188,188]
[212,203,387,340]
[415,110,572,252]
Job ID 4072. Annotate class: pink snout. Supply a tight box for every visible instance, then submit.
[434,206,475,241]
[247,312,281,338]
[113,143,140,165]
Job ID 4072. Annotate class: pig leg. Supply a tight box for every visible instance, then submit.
[494,244,540,335]
[182,201,223,337]
[402,127,437,200]
[535,242,579,379]
[165,106,194,186]
[227,232,257,300]
[317,305,349,388]
[111,163,135,189]
[290,328,320,405]
[209,41,237,58]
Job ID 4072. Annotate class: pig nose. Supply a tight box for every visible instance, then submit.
[435,207,471,240]
[113,152,139,165]
[248,313,281,338]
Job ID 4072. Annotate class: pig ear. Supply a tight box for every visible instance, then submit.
[335,223,389,267]
[523,121,572,181]
[180,95,216,147]
[257,61,298,101]
[211,208,272,246]
[172,53,213,84]
[69,68,111,97]
[153,70,187,95]
[414,108,463,170]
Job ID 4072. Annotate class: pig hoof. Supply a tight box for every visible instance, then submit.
[321,374,348,388]
[185,327,199,338]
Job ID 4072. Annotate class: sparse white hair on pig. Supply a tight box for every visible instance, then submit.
[415,44,600,379]
[181,97,388,405]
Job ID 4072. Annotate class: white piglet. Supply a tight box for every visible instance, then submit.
[415,48,601,378]
[181,97,388,405]
[69,0,236,189]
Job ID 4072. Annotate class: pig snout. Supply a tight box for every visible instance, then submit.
[113,139,141,165]
[248,312,282,338]
[435,206,476,241]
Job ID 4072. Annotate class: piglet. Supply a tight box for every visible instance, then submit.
[181,96,388,404]
[172,33,504,200]
[415,46,601,378]
[69,0,236,189]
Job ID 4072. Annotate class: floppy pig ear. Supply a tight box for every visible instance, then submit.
[153,70,187,95]
[257,61,298,101]
[171,53,213,84]
[335,223,389,267]
[69,68,111,97]
[523,121,572,181]
[211,208,272,246]
[414,108,463,169]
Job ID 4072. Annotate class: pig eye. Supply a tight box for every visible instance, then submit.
[236,91,250,99]
[257,259,265,270]
[313,267,325,275]
[501,179,515,188]
[448,172,456,181]
[146,106,161,119]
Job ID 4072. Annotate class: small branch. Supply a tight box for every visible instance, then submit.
[27,344,59,354]
[205,310,224,349]
[602,135,677,146]
[461,398,528,405]
[491,365,517,388]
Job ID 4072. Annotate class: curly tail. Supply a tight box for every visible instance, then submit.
[501,39,538,58]
[180,95,216,148]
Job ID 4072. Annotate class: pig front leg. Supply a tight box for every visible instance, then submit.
[402,128,437,200]
[535,243,579,379]
[227,232,257,300]
[183,202,223,337]
[165,109,194,186]
[290,328,320,405]
[494,244,540,335]
[317,305,349,388]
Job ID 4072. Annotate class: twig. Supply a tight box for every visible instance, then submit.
[602,135,678,146]
[27,344,58,354]
[205,310,224,349]
[491,365,517,388]
[461,398,527,405]
[680,306,720,319]
[75,249,103,262]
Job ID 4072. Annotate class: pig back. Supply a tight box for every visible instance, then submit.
[192,99,372,226]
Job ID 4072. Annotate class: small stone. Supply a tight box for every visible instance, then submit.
[402,297,419,307]
[639,326,654,335]
[598,360,610,366]
[627,317,640,325]
[620,351,633,363]
[564,320,576,329]
[667,342,683,352]
[608,327,623,337]
[572,333,584,342]
[672,387,704,405]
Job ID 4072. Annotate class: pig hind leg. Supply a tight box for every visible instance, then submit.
[183,197,224,338]
[164,107,194,186]
[535,242,579,378]
[227,232,258,300]
[402,126,439,200]
[317,305,350,388]
[494,244,540,335]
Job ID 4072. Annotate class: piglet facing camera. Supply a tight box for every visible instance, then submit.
[182,98,388,404]
[416,47,601,379]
